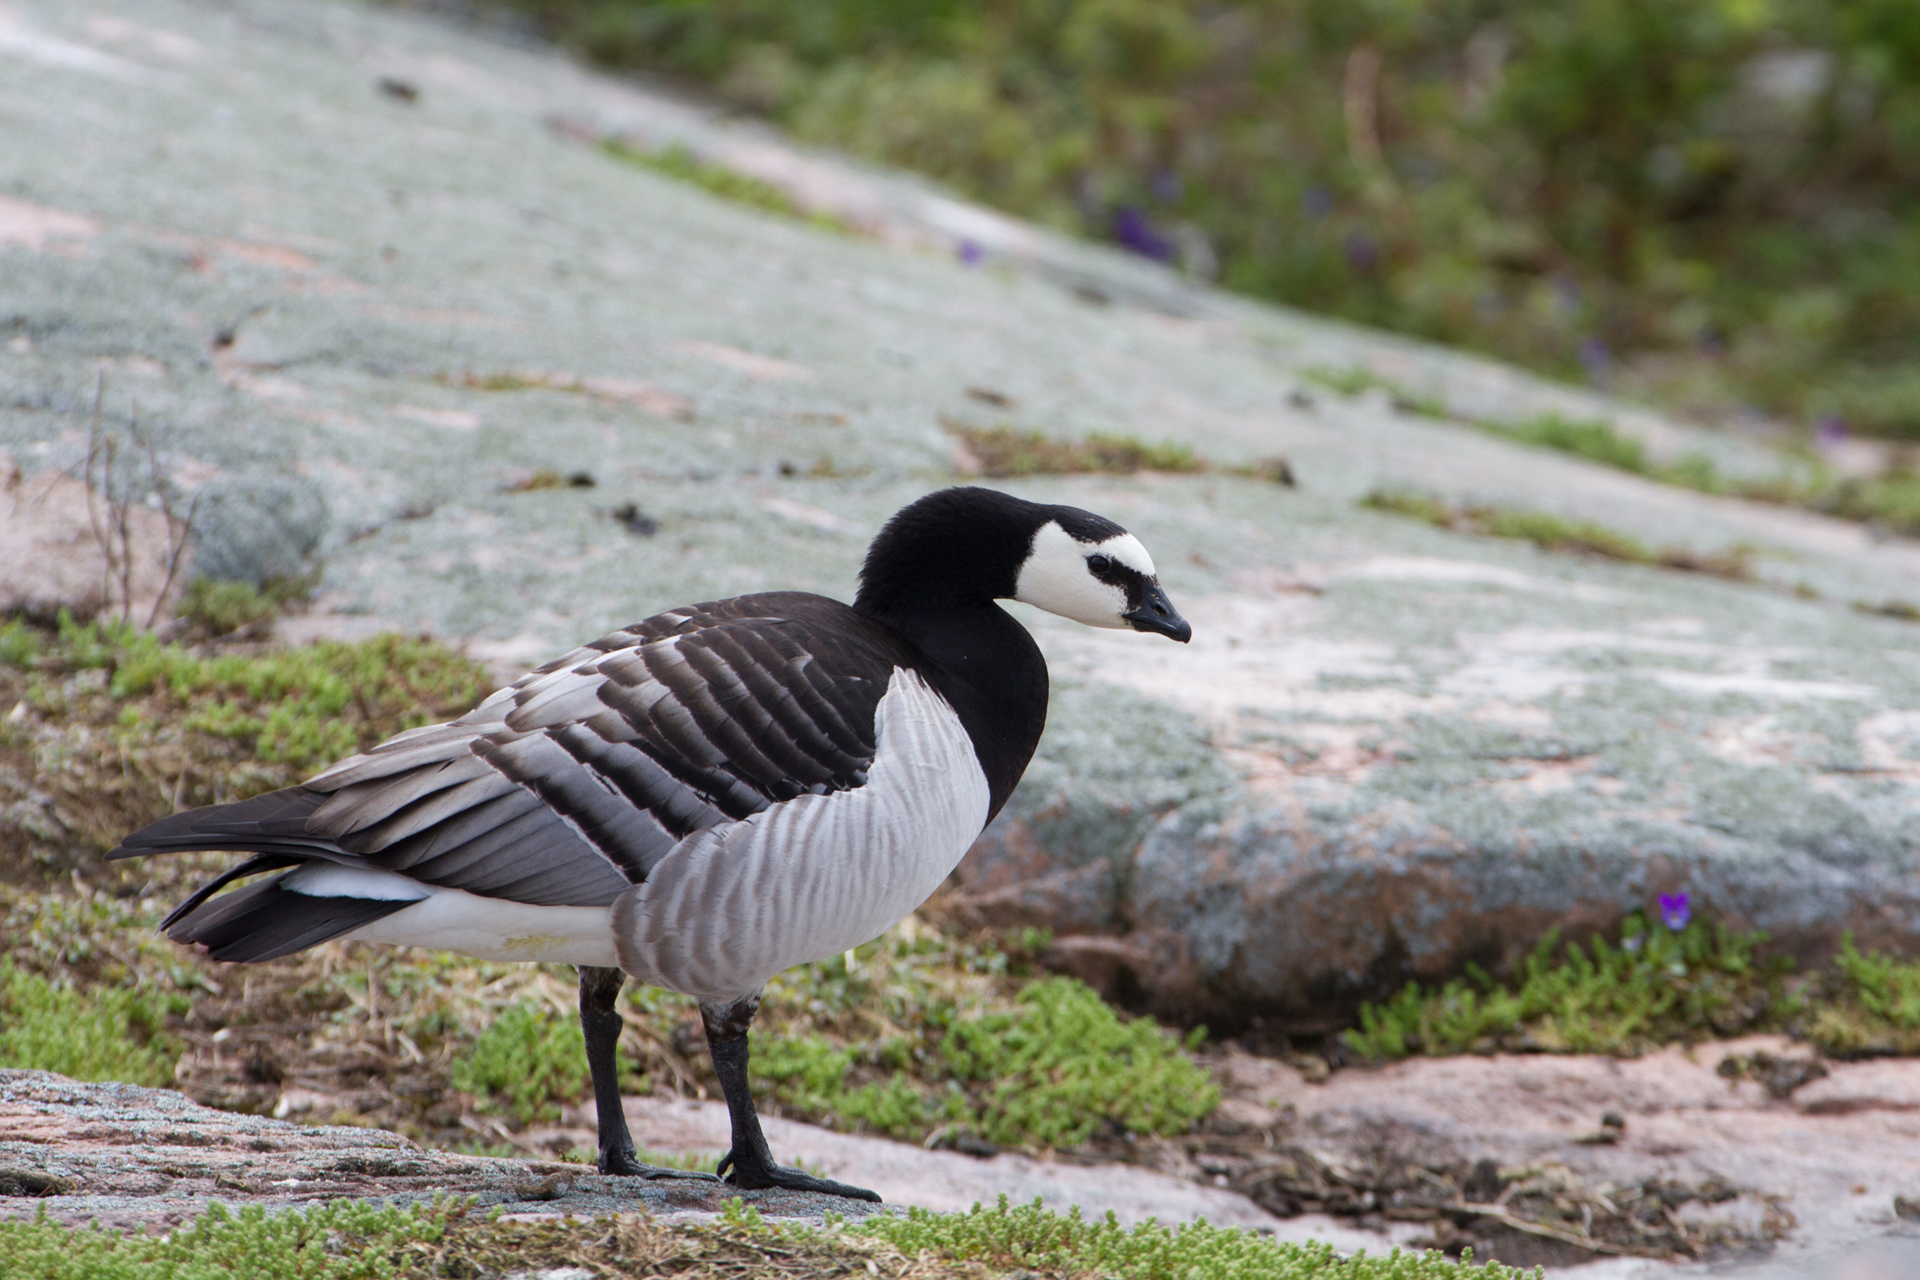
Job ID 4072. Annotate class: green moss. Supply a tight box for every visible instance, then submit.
[1345,914,1790,1060]
[177,576,317,637]
[944,977,1217,1148]
[451,1001,590,1125]
[603,139,852,233]
[0,618,40,667]
[37,615,492,776]
[1799,932,1920,1057]
[847,1197,1524,1280]
[2,1195,1515,1280]
[0,960,184,1087]
[1497,413,1655,474]
[756,975,1217,1150]
[946,422,1203,478]
[1302,367,1447,418]
[0,1199,459,1280]
[1360,489,1752,578]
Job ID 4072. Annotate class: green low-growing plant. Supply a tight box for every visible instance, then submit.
[944,976,1217,1148]
[21,613,492,775]
[1302,367,1447,418]
[603,139,852,233]
[947,422,1202,478]
[848,1197,1528,1280]
[0,1194,1514,1280]
[1346,912,1790,1060]
[177,575,317,636]
[0,960,184,1087]
[0,1199,460,1280]
[756,975,1217,1150]
[452,1000,590,1125]
[1798,932,1920,1057]
[1361,489,1752,579]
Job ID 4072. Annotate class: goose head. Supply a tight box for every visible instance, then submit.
[855,487,1191,642]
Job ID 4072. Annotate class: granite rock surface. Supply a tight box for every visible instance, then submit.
[4,0,1920,1021]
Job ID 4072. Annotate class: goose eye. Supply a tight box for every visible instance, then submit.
[1087,554,1113,574]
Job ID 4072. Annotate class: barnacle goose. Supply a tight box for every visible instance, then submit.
[109,486,1191,1201]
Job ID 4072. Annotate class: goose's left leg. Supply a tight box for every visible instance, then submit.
[578,965,717,1180]
[702,993,881,1201]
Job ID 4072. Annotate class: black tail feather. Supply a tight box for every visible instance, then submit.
[158,853,303,931]
[116,785,407,963]
[109,787,335,861]
[166,871,412,963]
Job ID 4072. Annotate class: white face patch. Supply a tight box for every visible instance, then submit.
[1012,522,1155,629]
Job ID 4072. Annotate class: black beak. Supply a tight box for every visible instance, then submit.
[1124,581,1192,643]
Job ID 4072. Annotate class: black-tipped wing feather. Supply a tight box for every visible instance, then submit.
[112,593,919,923]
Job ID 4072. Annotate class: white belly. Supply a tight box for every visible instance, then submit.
[611,668,990,1002]
[319,863,619,966]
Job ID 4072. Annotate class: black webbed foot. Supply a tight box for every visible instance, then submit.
[717,1149,881,1202]
[600,1144,721,1181]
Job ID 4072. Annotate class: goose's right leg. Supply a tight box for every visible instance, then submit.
[578,965,717,1181]
[702,993,880,1201]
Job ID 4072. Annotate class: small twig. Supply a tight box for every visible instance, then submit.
[1458,1202,1661,1258]
[136,418,198,630]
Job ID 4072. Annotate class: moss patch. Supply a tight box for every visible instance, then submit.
[0,960,184,1086]
[603,139,854,234]
[0,617,491,883]
[1347,914,1920,1062]
[756,974,1217,1149]
[1361,489,1753,579]
[946,422,1204,478]
[451,1000,591,1126]
[0,1195,1525,1280]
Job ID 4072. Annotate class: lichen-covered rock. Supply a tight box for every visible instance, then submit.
[0,1070,869,1229]
[6,0,1920,1027]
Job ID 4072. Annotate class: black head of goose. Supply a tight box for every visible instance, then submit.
[108,486,1190,1202]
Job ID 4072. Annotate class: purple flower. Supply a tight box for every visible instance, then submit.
[1343,229,1379,273]
[1578,336,1614,388]
[1112,207,1175,262]
[956,239,984,267]
[1815,416,1848,449]
[1658,893,1691,931]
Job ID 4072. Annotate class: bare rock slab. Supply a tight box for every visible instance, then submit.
[0,1071,879,1230]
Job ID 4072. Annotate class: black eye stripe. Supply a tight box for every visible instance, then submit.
[1085,555,1147,608]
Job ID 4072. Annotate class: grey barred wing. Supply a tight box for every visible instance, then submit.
[296,595,906,907]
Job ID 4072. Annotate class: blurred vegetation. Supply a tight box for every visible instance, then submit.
[944,420,1291,482]
[1361,487,1755,577]
[469,0,1920,438]
[0,959,185,1086]
[1347,914,1920,1060]
[604,139,856,232]
[946,422,1203,477]
[451,1000,592,1125]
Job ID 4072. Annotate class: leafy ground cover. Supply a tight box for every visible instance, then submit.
[602,138,856,234]
[1346,908,1920,1062]
[0,1195,1532,1280]
[945,422,1292,484]
[0,614,491,883]
[1359,489,1755,579]
[451,0,1920,444]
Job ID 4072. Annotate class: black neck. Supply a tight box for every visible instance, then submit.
[855,597,1047,822]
